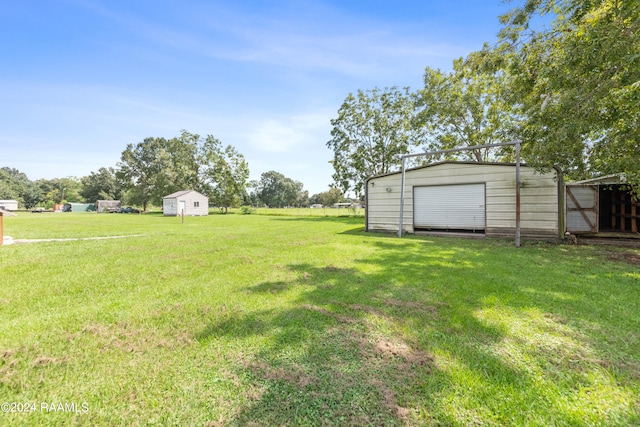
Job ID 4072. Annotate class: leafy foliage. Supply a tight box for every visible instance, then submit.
[199,135,249,212]
[0,167,44,208]
[117,137,176,211]
[37,177,83,206]
[327,87,422,197]
[116,130,249,211]
[495,0,640,184]
[327,1,639,192]
[80,167,122,202]
[255,171,305,208]
[309,187,343,207]
[417,57,517,162]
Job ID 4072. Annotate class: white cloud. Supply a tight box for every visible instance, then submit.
[86,1,459,80]
[247,120,302,152]
[245,112,331,153]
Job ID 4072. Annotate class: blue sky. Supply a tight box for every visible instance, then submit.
[1,0,510,196]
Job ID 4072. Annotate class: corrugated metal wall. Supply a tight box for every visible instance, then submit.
[366,163,560,238]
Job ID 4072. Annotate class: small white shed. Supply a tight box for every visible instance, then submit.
[365,162,563,239]
[163,190,209,216]
[0,200,19,211]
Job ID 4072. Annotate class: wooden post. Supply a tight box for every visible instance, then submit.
[0,211,3,246]
[621,193,626,232]
[612,193,617,230]
[398,157,407,237]
[181,209,185,224]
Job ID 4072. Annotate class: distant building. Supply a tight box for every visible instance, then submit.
[62,203,95,212]
[96,200,122,213]
[162,190,209,216]
[365,161,562,239]
[0,200,19,211]
[62,203,96,212]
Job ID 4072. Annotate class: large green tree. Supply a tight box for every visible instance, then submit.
[116,133,200,211]
[80,167,122,202]
[417,56,517,162]
[117,131,249,211]
[117,137,172,211]
[327,86,421,197]
[36,177,83,206]
[256,171,304,208]
[310,187,343,207]
[167,130,201,191]
[0,167,44,209]
[21,183,44,209]
[495,0,640,185]
[199,135,250,213]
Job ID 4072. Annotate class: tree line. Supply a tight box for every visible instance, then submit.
[1,130,349,211]
[327,0,640,197]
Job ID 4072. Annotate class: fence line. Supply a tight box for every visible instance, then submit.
[225,207,365,217]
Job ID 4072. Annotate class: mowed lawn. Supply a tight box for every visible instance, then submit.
[1,213,639,426]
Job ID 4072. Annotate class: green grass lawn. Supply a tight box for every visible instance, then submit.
[226,207,365,217]
[1,212,639,426]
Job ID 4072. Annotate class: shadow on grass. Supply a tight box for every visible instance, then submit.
[196,238,640,426]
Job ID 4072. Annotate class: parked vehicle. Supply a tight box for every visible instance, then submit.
[119,207,141,214]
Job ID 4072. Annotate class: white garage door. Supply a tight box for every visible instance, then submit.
[414,184,485,231]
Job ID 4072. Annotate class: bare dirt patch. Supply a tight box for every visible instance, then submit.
[2,349,16,360]
[350,333,432,420]
[543,312,568,324]
[371,378,411,419]
[608,251,640,266]
[332,299,443,320]
[620,360,640,380]
[369,339,433,371]
[301,304,358,324]
[383,298,443,314]
[32,356,63,367]
[235,307,433,425]
[246,361,314,388]
[78,322,193,353]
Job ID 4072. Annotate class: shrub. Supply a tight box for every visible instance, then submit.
[240,205,255,215]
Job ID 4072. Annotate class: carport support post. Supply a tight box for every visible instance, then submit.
[515,140,521,248]
[398,157,407,237]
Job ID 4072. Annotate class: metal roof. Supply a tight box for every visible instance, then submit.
[163,190,207,199]
[566,173,626,185]
[365,160,536,182]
